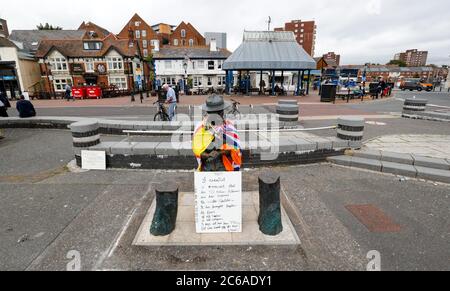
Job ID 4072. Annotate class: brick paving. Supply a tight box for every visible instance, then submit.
[364,134,450,159]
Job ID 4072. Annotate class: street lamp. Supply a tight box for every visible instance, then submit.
[183,56,189,95]
[129,59,135,102]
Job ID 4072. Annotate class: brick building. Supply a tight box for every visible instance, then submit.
[394,49,428,67]
[275,20,316,56]
[117,13,159,59]
[35,33,144,96]
[168,21,206,47]
[322,52,340,66]
[0,18,9,38]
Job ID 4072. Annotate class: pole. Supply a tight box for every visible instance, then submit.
[306,70,311,95]
[271,70,275,96]
[296,70,301,96]
[260,70,263,95]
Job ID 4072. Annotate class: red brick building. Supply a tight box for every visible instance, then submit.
[168,21,206,47]
[275,20,316,56]
[36,30,144,96]
[323,52,340,66]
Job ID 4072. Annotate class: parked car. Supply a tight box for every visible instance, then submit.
[400,79,433,92]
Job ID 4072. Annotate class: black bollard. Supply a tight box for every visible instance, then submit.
[150,183,179,236]
[258,171,283,236]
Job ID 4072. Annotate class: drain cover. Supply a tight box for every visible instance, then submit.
[345,204,402,233]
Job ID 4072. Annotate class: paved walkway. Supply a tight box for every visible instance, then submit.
[364,134,450,159]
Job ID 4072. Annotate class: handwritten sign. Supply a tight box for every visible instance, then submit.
[194,172,242,233]
[81,150,106,170]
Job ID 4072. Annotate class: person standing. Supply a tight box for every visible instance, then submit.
[16,95,36,118]
[0,92,11,117]
[0,92,11,139]
[65,84,73,101]
[163,84,177,121]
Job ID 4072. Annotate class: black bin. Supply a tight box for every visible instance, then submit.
[321,84,337,102]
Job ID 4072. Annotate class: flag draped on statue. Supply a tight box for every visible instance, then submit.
[192,119,242,172]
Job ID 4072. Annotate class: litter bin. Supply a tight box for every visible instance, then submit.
[321,84,337,102]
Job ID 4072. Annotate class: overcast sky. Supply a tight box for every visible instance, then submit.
[2,0,449,65]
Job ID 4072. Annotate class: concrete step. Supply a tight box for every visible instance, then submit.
[349,150,450,171]
[328,155,450,184]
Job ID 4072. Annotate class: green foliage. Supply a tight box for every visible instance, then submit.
[36,23,62,30]
[387,60,407,67]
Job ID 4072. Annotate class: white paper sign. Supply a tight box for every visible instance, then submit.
[195,172,242,233]
[81,150,106,170]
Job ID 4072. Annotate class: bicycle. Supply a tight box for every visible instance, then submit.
[153,101,170,121]
[227,99,241,119]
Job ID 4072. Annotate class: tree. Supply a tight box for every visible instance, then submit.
[387,60,407,67]
[36,23,62,30]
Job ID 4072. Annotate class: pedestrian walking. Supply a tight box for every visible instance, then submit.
[16,95,36,118]
[163,84,177,121]
[65,84,73,101]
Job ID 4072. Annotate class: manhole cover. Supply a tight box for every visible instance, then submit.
[345,204,401,233]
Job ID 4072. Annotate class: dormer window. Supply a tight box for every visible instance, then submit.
[83,42,102,50]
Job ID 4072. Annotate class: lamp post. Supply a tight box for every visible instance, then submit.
[46,61,56,99]
[183,56,189,95]
[129,60,135,102]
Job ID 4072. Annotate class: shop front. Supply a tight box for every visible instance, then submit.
[0,61,21,99]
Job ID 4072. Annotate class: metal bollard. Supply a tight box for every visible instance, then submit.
[150,182,179,236]
[258,171,283,236]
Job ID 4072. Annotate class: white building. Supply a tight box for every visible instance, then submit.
[0,37,40,98]
[153,41,232,91]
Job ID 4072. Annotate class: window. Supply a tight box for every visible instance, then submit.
[208,61,215,70]
[85,59,94,72]
[301,23,304,27]
[197,60,204,69]
[50,57,68,71]
[142,30,147,38]
[301,29,304,33]
[143,49,148,58]
[106,57,123,71]
[217,76,226,86]
[164,60,172,69]
[135,30,141,39]
[218,60,223,69]
[193,76,203,87]
[173,39,179,46]
[53,78,72,92]
[181,29,186,38]
[189,39,194,47]
[143,40,148,48]
[207,77,212,86]
[109,76,127,90]
[161,77,176,86]
[150,39,159,47]
[83,42,102,50]
[135,21,141,27]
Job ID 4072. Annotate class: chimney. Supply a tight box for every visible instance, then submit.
[0,19,9,38]
[210,39,217,52]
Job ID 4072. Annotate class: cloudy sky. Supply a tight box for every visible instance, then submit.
[2,0,449,65]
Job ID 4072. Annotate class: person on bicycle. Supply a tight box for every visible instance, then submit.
[163,84,177,121]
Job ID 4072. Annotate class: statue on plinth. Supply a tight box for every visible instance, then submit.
[192,95,242,172]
